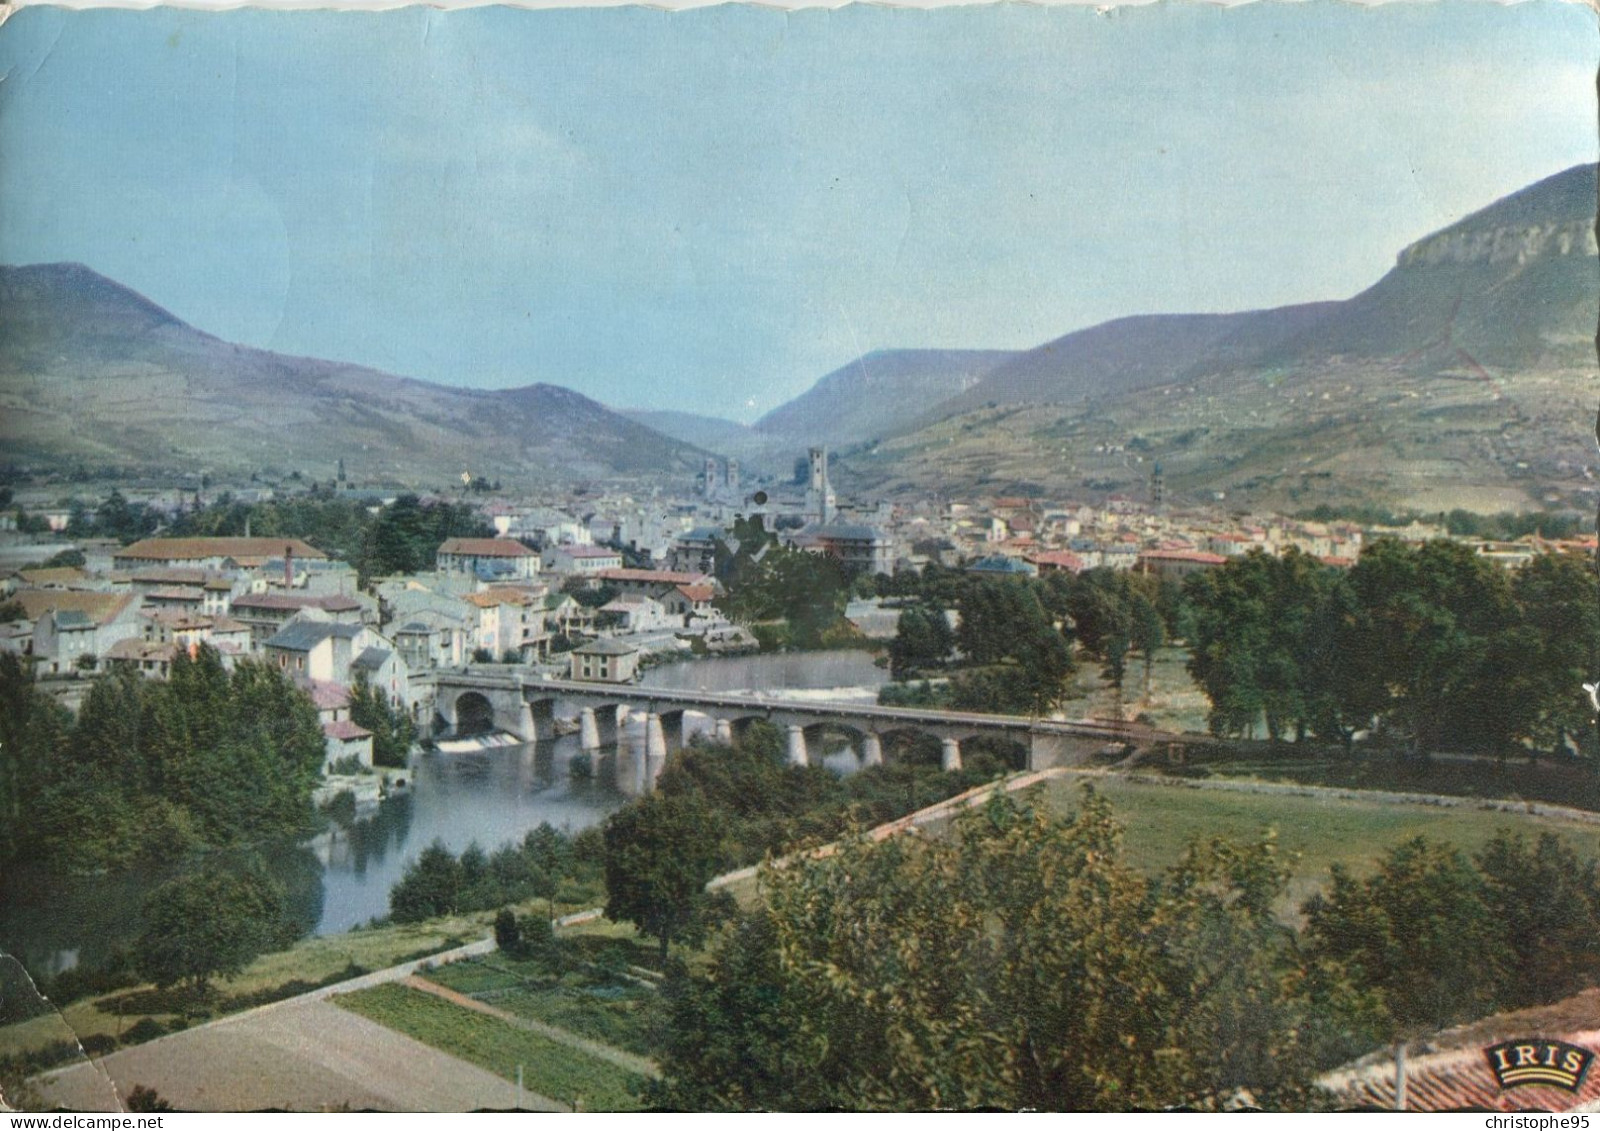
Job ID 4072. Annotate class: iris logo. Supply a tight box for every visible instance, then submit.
[1484,1040,1594,1092]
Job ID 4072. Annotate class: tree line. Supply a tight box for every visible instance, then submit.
[0,647,326,872]
[1185,541,1598,755]
[879,540,1598,759]
[883,563,1182,718]
[647,785,1600,1111]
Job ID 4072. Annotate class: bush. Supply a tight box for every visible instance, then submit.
[494,907,522,953]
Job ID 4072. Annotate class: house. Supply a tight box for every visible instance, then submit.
[462,588,543,660]
[966,555,1038,578]
[598,593,673,634]
[230,592,366,647]
[668,527,724,575]
[17,590,140,675]
[1136,549,1227,581]
[595,568,716,602]
[127,568,237,615]
[543,545,624,576]
[112,537,328,572]
[788,524,896,577]
[569,638,641,683]
[1025,550,1087,575]
[104,638,182,679]
[661,583,718,624]
[139,610,252,658]
[15,566,89,589]
[322,719,374,773]
[435,538,539,582]
[542,592,595,639]
[352,642,410,710]
[262,619,407,701]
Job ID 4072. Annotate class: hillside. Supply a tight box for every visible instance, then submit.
[0,264,706,486]
[843,163,1599,515]
[755,349,1017,445]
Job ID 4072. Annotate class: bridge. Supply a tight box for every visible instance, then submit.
[431,668,1194,783]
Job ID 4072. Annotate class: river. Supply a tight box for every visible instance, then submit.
[0,649,886,977]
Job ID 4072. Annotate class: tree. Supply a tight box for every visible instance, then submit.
[132,862,291,993]
[389,840,466,922]
[523,822,573,923]
[603,792,723,961]
[494,907,522,953]
[348,674,416,768]
[1511,553,1600,757]
[1476,831,1600,1008]
[888,604,954,680]
[654,788,1335,1111]
[1302,836,1509,1043]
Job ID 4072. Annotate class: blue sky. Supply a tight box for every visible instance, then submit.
[0,1,1594,421]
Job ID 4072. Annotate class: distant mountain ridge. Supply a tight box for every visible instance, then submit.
[838,162,1599,513]
[755,349,1018,444]
[0,263,706,486]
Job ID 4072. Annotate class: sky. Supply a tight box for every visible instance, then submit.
[0,1,1595,422]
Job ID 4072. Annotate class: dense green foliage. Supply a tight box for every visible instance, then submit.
[0,648,326,872]
[599,720,1017,959]
[650,787,1341,1111]
[712,517,853,648]
[651,786,1600,1111]
[881,564,1178,716]
[132,860,295,991]
[64,490,162,543]
[388,824,591,924]
[602,792,727,961]
[1185,542,1599,754]
[347,674,416,768]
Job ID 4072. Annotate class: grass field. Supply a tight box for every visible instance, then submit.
[1041,773,1600,913]
[333,983,646,1112]
[428,952,663,1058]
[0,908,496,1068]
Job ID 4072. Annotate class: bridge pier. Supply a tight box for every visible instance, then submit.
[645,714,668,788]
[578,708,601,751]
[861,731,884,769]
[659,710,686,753]
[941,736,962,773]
[714,718,733,744]
[528,698,556,743]
[594,703,623,747]
[786,725,809,768]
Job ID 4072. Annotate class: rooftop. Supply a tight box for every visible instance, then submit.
[574,638,641,656]
[264,620,363,652]
[116,537,328,562]
[438,538,536,558]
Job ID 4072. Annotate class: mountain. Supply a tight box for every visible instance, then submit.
[0,263,706,486]
[923,306,1340,422]
[755,349,1018,445]
[616,408,755,452]
[845,163,1599,514]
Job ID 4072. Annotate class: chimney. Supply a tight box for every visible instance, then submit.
[284,545,294,589]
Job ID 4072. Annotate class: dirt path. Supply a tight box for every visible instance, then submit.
[31,997,563,1113]
[403,975,658,1078]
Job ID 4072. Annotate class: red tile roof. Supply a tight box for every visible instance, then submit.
[597,568,711,586]
[323,719,372,741]
[438,538,535,558]
[232,593,363,613]
[116,538,327,562]
[1322,990,1600,1112]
